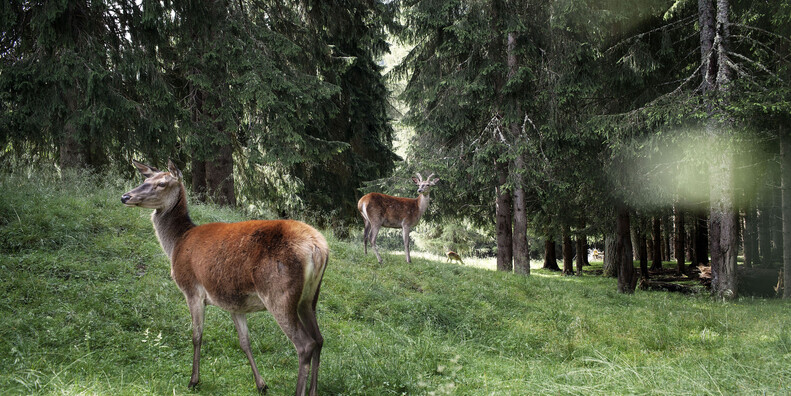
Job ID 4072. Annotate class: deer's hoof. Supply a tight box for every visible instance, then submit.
[187,380,199,390]
[257,384,268,394]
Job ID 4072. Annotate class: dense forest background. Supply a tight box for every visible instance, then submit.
[2,0,791,298]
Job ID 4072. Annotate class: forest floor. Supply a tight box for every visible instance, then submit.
[1,170,789,395]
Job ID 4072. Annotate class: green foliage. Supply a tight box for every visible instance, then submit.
[1,167,790,395]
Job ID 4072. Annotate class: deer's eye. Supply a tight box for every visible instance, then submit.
[157,182,167,188]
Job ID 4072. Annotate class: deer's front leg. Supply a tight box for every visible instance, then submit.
[186,296,206,389]
[402,225,411,263]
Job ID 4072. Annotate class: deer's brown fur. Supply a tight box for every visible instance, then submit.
[122,160,327,396]
[357,173,438,263]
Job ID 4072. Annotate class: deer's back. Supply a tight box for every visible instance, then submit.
[171,219,328,313]
[359,192,420,228]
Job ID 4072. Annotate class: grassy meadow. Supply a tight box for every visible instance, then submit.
[1,170,789,395]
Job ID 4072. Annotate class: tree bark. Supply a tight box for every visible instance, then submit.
[638,226,649,279]
[191,159,207,202]
[495,159,513,272]
[743,207,756,267]
[663,216,671,262]
[507,32,530,276]
[758,193,773,266]
[575,234,585,275]
[782,133,791,298]
[205,141,235,206]
[562,227,574,275]
[543,239,560,271]
[705,0,738,299]
[674,206,686,275]
[603,235,617,277]
[772,184,785,264]
[60,88,84,170]
[616,205,636,293]
[651,217,662,270]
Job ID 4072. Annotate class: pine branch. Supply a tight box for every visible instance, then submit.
[726,50,780,81]
[728,23,791,44]
[605,15,696,55]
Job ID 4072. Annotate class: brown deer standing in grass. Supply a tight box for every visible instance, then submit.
[446,251,464,264]
[358,173,439,263]
[121,160,328,396]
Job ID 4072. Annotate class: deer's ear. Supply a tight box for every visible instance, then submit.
[132,160,159,178]
[412,177,420,184]
[167,159,183,181]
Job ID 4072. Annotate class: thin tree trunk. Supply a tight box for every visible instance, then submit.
[616,204,636,293]
[743,207,757,268]
[772,183,785,264]
[543,239,560,271]
[575,234,585,275]
[758,194,773,266]
[663,216,671,262]
[652,217,662,270]
[675,206,686,275]
[495,159,513,272]
[507,31,529,275]
[638,225,649,279]
[782,133,791,298]
[562,227,574,275]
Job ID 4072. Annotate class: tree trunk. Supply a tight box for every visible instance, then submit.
[694,212,710,266]
[603,235,617,277]
[782,133,791,299]
[674,206,686,275]
[616,205,636,293]
[706,0,738,299]
[562,227,574,275]
[205,141,235,206]
[663,216,671,262]
[631,217,642,262]
[758,194,773,266]
[743,207,757,267]
[507,31,529,276]
[638,227,649,279]
[495,159,513,272]
[543,239,560,271]
[772,183,785,264]
[582,237,590,266]
[191,159,207,202]
[651,217,662,270]
[575,234,585,275]
[60,89,84,170]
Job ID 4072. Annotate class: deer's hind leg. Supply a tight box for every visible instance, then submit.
[266,299,320,396]
[369,222,383,263]
[231,313,267,393]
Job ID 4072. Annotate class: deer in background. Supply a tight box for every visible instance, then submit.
[358,173,439,263]
[121,160,328,396]
[446,251,464,264]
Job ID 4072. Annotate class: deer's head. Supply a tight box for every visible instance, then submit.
[121,160,184,210]
[412,172,439,194]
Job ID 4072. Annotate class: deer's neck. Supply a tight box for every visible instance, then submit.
[151,185,195,260]
[417,193,430,216]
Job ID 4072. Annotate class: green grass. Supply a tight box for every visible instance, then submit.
[1,170,790,395]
